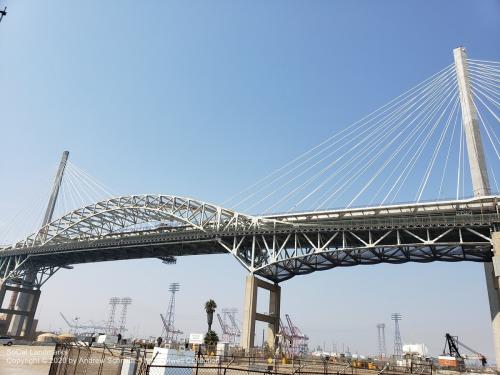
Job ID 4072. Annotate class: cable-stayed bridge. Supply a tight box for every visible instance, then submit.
[0,47,499,366]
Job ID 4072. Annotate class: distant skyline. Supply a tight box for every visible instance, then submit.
[0,0,499,359]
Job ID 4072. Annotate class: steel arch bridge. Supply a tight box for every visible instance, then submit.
[1,194,498,286]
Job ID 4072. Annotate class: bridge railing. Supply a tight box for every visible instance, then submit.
[301,212,499,231]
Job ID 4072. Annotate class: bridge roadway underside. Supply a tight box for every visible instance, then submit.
[3,220,494,283]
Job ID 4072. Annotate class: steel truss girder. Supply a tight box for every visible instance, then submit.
[0,195,498,284]
[223,226,493,282]
[0,257,60,289]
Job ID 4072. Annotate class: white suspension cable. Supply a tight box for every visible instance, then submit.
[289,71,458,211]
[416,97,459,201]
[472,91,500,123]
[228,64,456,210]
[383,84,459,204]
[353,84,458,207]
[438,105,460,199]
[474,101,500,160]
[318,78,458,209]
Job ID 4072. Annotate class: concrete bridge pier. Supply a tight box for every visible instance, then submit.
[485,232,500,373]
[241,275,281,352]
[0,277,40,340]
[454,46,499,372]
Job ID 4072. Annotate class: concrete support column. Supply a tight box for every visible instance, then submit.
[241,275,258,350]
[453,46,498,371]
[241,275,281,352]
[0,281,40,340]
[486,232,500,373]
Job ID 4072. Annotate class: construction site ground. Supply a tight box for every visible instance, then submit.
[0,344,54,375]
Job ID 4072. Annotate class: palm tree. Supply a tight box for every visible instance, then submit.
[204,299,217,332]
[204,330,219,346]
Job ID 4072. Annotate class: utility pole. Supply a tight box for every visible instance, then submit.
[453,46,499,372]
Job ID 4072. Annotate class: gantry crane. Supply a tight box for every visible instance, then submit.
[440,333,487,368]
[59,312,106,334]
[160,313,183,343]
[217,309,240,345]
[277,314,309,357]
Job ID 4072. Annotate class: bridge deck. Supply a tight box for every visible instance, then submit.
[0,195,498,283]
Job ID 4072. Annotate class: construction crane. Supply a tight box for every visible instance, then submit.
[440,333,487,368]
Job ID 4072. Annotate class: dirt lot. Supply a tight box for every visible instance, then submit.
[0,344,54,375]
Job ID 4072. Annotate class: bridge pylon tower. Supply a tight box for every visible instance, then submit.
[453,47,500,371]
[0,151,69,339]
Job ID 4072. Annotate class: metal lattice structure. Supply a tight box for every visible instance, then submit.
[377,323,387,358]
[118,297,132,335]
[106,297,121,335]
[161,283,182,343]
[0,195,498,287]
[392,313,403,358]
[217,308,240,345]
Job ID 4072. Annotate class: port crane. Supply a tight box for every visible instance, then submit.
[285,314,309,355]
[443,333,487,367]
[59,312,107,334]
[277,314,309,357]
[217,309,240,344]
[160,313,183,343]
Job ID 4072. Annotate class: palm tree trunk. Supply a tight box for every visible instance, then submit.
[207,312,213,331]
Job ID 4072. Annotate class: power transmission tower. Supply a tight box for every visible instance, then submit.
[118,297,132,334]
[161,283,180,343]
[106,297,121,335]
[391,313,403,358]
[377,323,386,357]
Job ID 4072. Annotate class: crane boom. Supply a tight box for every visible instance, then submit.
[60,312,73,328]
[160,314,169,332]
[227,312,241,335]
[443,333,487,365]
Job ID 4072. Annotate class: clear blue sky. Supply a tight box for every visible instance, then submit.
[0,0,499,359]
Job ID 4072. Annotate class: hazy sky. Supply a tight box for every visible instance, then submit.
[1,0,499,360]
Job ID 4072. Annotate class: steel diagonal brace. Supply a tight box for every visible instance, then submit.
[348,231,368,247]
[430,228,454,243]
[403,229,427,244]
[465,227,494,242]
[371,230,393,246]
[274,233,292,261]
[217,237,252,272]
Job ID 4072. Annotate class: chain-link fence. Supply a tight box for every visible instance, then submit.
[48,342,139,375]
[48,343,435,375]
